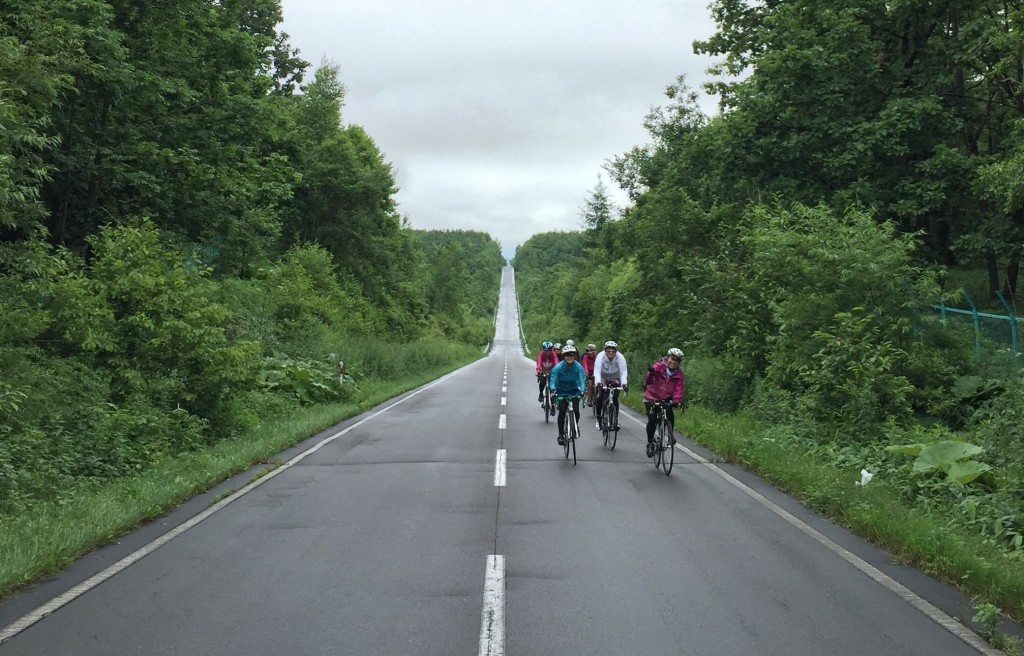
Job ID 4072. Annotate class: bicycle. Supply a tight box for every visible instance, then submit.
[585,376,596,416]
[651,400,675,475]
[539,373,555,423]
[558,394,581,465]
[597,382,621,450]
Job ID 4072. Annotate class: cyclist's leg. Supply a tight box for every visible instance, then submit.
[571,397,580,424]
[667,405,676,444]
[556,398,568,439]
[644,402,657,456]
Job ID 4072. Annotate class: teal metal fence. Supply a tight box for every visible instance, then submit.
[938,289,1021,362]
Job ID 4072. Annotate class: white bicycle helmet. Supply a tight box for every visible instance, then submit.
[667,347,683,359]
[562,344,578,355]
[604,340,618,350]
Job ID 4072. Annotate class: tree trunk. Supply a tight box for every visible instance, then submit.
[987,251,1001,299]
[929,213,954,266]
[1004,253,1019,299]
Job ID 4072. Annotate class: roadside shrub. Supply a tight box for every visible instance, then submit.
[967,371,1024,471]
[86,221,263,434]
[796,308,914,434]
[683,355,750,412]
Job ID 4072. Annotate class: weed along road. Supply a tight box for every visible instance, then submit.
[0,266,1003,655]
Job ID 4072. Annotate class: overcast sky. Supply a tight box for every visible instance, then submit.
[279,1,721,258]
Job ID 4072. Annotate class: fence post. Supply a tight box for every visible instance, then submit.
[962,289,981,363]
[995,289,1019,362]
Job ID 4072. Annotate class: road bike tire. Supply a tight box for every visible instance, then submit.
[569,413,577,466]
[601,402,610,447]
[544,390,551,424]
[661,419,674,475]
[608,402,618,451]
[565,407,573,458]
[654,420,664,468]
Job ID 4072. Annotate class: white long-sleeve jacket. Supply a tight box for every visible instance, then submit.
[593,351,628,386]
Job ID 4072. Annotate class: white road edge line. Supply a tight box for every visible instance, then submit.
[621,412,1000,656]
[0,364,475,647]
[478,555,506,656]
[494,450,506,487]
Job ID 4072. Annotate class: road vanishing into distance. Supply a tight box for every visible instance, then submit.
[0,266,1008,655]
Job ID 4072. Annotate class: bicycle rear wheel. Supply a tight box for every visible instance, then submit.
[544,389,551,424]
[661,419,674,475]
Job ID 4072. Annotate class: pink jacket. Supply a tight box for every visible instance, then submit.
[642,358,684,404]
[536,349,558,374]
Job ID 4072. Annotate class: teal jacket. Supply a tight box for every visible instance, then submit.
[549,360,586,398]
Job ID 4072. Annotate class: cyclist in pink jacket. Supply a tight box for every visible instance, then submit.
[642,347,685,458]
[535,341,558,402]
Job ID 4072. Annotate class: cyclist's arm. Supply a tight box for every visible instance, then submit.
[616,352,628,387]
[673,370,685,406]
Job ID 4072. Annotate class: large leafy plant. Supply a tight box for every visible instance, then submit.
[887,440,992,485]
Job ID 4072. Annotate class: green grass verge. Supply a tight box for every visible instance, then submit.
[0,352,482,599]
[621,397,1024,627]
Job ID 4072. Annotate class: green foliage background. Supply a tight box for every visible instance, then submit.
[0,1,504,518]
[514,0,1024,622]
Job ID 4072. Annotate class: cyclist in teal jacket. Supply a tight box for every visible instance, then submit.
[549,345,586,446]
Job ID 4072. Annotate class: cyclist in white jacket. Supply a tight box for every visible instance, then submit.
[593,340,628,431]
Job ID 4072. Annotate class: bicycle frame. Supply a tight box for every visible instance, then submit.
[599,384,620,450]
[540,373,554,423]
[652,400,674,475]
[558,394,581,465]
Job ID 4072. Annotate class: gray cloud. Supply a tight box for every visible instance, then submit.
[280,0,720,257]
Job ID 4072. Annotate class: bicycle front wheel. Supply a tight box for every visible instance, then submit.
[601,403,610,447]
[654,421,664,468]
[608,402,618,451]
[563,413,571,460]
[544,390,551,424]
[569,415,577,466]
[661,420,674,475]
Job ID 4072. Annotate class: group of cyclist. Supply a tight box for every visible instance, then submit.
[535,339,685,458]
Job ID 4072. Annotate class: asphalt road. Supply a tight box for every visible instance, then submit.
[0,266,1006,655]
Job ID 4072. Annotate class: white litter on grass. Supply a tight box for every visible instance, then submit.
[856,469,874,486]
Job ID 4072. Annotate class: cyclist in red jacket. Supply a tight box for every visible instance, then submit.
[535,341,558,402]
[580,343,597,405]
[642,347,685,457]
